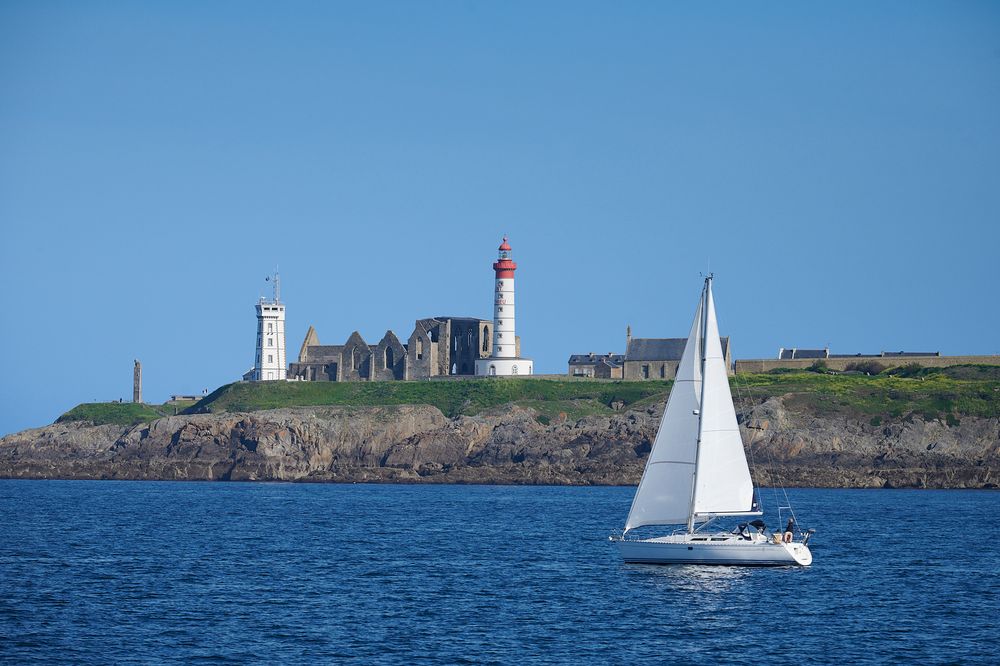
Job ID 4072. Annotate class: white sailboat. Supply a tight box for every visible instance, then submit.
[613,276,813,566]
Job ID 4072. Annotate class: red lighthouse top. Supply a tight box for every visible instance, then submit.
[493,236,517,279]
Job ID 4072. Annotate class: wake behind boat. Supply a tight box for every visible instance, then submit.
[612,275,813,567]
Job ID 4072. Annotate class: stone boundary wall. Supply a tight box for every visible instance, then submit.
[735,355,1000,374]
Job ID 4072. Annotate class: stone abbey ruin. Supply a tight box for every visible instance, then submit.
[289,317,521,382]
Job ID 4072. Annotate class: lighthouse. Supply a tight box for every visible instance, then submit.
[475,236,534,377]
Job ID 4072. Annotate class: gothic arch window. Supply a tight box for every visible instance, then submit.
[482,327,490,352]
[416,338,424,360]
[489,365,496,376]
[467,329,473,348]
[353,348,362,371]
[385,346,393,369]
[512,365,518,375]
[451,363,457,374]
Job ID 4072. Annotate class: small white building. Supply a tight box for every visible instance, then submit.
[475,236,533,377]
[251,273,286,381]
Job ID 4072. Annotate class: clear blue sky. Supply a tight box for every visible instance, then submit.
[2,2,998,435]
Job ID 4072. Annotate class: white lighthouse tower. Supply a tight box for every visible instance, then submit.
[475,236,533,377]
[252,271,286,381]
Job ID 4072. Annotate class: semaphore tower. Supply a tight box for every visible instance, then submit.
[475,236,533,377]
[253,271,286,381]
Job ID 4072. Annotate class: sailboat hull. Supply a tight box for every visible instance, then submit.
[616,534,812,567]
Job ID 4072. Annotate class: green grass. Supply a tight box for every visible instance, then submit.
[734,365,1000,421]
[190,378,673,419]
[56,402,182,427]
[190,367,1000,423]
[57,364,1000,427]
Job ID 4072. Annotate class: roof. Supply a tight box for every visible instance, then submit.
[431,316,491,325]
[568,353,625,366]
[626,337,730,362]
[779,348,829,360]
[499,236,511,251]
[304,345,344,362]
[825,351,940,358]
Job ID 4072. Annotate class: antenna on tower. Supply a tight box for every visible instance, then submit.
[264,267,281,303]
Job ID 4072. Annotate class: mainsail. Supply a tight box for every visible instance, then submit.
[623,290,703,531]
[623,277,755,534]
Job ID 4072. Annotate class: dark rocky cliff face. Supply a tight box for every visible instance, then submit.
[1,399,997,488]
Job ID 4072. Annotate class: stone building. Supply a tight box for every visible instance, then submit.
[567,326,732,380]
[622,336,732,380]
[288,316,499,382]
[568,353,624,378]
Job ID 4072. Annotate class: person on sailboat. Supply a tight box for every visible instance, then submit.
[783,518,795,543]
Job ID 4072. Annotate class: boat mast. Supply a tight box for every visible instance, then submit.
[686,274,712,533]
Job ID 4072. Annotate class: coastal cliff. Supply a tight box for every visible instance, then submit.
[1,397,997,488]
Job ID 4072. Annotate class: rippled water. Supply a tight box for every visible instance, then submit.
[1,481,997,664]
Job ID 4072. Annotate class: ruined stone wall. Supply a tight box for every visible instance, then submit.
[445,319,491,375]
[340,332,372,382]
[407,320,438,380]
[371,332,408,381]
[434,320,451,377]
[288,362,338,381]
[296,317,499,382]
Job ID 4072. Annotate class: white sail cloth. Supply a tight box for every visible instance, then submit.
[623,292,703,531]
[692,283,754,518]
[623,278,754,534]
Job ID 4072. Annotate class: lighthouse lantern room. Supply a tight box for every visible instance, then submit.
[475,236,534,377]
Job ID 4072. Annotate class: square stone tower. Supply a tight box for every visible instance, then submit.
[253,272,286,381]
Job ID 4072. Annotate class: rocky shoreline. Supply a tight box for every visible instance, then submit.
[1,397,997,488]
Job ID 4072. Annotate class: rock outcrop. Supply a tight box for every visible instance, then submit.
[1,398,997,487]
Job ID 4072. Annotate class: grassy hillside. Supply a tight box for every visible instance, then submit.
[737,365,1000,423]
[56,401,190,427]
[187,365,1000,424]
[53,365,999,428]
[190,378,671,422]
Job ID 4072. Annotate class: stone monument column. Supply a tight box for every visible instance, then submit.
[133,360,142,403]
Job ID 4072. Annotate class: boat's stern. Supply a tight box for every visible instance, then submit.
[784,542,812,566]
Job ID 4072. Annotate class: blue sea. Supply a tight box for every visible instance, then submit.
[1,481,997,664]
